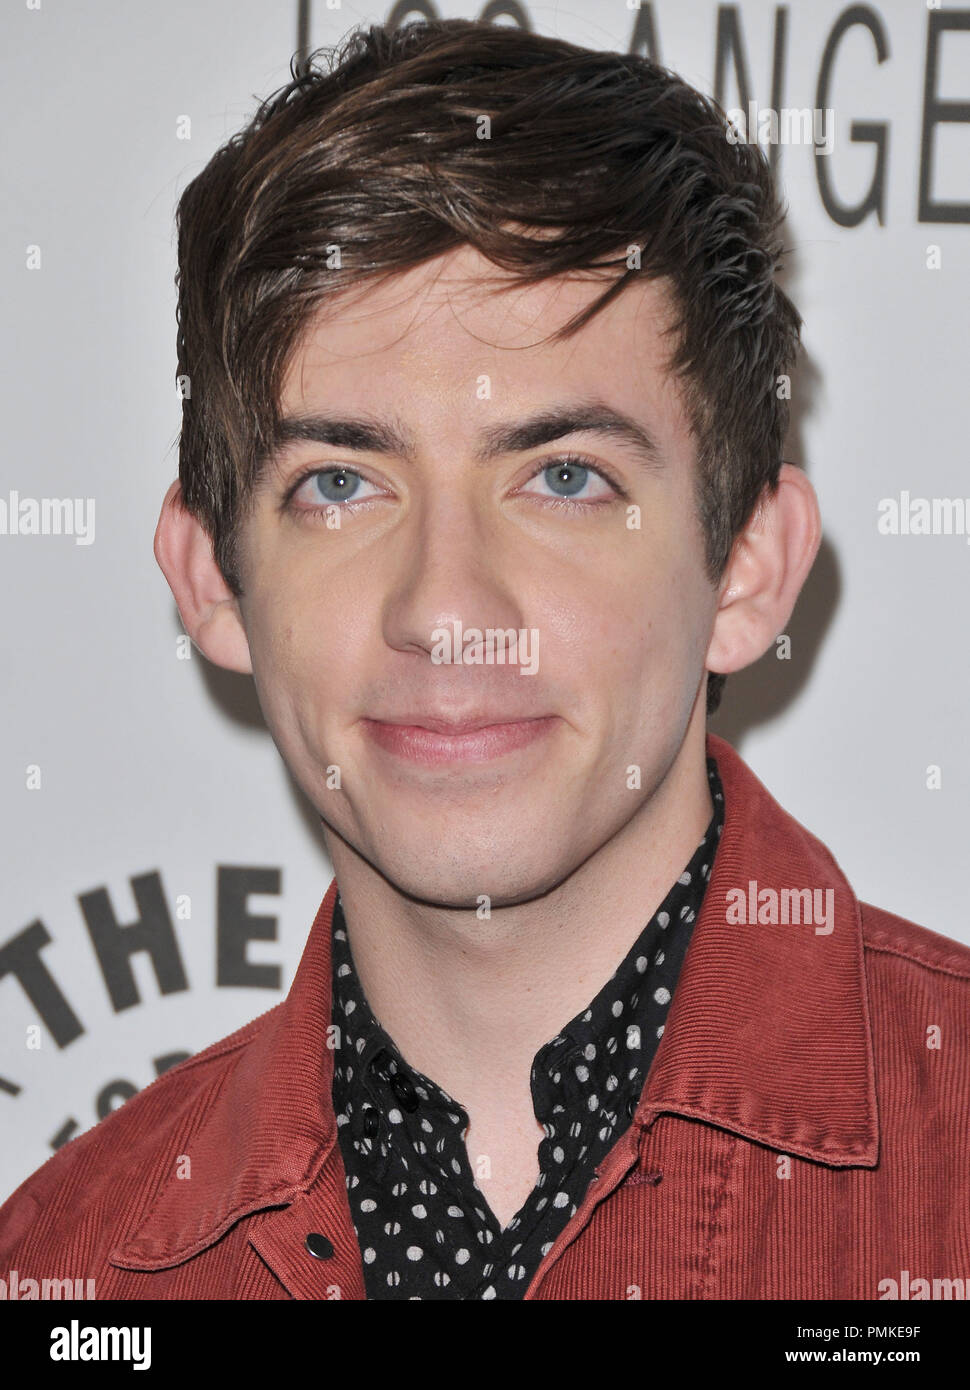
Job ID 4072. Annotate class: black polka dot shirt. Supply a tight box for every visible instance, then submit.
[330,755,725,1300]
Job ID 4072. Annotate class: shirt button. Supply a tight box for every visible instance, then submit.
[305,1232,335,1259]
[362,1106,380,1137]
[371,1047,393,1078]
[390,1072,420,1112]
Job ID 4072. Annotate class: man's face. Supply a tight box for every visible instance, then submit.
[234,245,721,907]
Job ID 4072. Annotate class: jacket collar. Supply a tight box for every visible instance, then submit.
[111,880,342,1269]
[112,732,877,1268]
[637,732,878,1167]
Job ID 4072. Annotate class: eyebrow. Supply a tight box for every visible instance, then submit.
[262,400,665,483]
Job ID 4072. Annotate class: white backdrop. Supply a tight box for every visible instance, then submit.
[2,0,968,1201]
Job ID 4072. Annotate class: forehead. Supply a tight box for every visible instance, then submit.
[277,244,691,455]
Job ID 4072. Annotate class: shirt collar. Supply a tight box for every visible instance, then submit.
[552,755,724,1066]
[111,733,877,1269]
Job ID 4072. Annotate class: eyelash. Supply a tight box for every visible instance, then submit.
[280,452,629,518]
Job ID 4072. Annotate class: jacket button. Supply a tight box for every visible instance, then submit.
[626,1096,638,1120]
[362,1106,380,1137]
[305,1232,335,1259]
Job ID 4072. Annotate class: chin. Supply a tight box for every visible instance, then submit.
[372,842,574,912]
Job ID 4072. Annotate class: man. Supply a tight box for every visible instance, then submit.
[1,18,967,1302]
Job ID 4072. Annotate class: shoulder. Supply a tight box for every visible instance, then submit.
[0,1004,278,1265]
[860,901,970,982]
[859,902,970,1095]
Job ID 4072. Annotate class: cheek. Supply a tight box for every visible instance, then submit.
[246,597,330,748]
[552,543,710,721]
[547,540,689,660]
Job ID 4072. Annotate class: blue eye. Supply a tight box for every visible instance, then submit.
[282,453,622,520]
[521,457,617,504]
[547,462,590,496]
[291,468,380,507]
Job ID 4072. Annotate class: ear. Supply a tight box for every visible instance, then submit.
[706,464,822,678]
[153,480,253,674]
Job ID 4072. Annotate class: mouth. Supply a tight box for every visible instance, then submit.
[359,715,559,766]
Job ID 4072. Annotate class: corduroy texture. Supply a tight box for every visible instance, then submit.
[2,733,968,1300]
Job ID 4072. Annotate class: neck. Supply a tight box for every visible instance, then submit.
[321,721,714,1113]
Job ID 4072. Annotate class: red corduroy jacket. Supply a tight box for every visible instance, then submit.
[2,732,969,1300]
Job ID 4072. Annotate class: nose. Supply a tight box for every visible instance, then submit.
[379,485,528,664]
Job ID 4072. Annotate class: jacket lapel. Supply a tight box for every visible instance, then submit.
[634,732,879,1165]
[109,879,362,1292]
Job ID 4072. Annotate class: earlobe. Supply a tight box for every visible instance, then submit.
[705,464,822,679]
[153,480,253,675]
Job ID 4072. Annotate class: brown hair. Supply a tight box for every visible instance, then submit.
[174,18,802,715]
